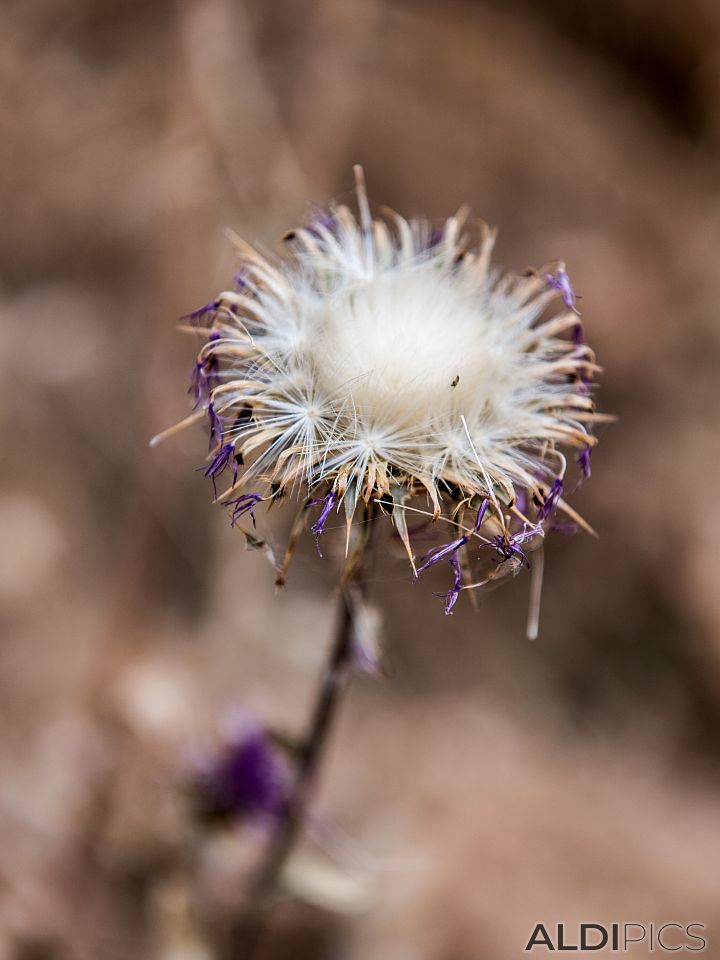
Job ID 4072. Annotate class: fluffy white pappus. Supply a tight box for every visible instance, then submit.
[159,167,604,613]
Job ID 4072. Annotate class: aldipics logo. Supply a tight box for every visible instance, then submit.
[524,923,708,953]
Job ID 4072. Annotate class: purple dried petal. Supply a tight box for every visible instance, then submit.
[307,203,336,236]
[189,357,217,409]
[224,492,262,528]
[415,533,469,575]
[189,331,222,410]
[484,533,532,569]
[473,498,490,531]
[577,445,592,481]
[181,298,221,325]
[416,499,489,614]
[576,347,594,393]
[433,551,463,615]
[199,442,237,496]
[427,226,444,249]
[189,362,206,408]
[416,499,489,577]
[514,488,530,516]
[308,491,337,557]
[207,402,223,449]
[537,478,563,522]
[545,266,582,316]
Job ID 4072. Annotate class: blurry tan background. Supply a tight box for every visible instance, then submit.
[2,0,720,957]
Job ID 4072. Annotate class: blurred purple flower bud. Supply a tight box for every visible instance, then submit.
[193,722,289,825]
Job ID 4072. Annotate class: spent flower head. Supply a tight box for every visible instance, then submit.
[155,168,604,613]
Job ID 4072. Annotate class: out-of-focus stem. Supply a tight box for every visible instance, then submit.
[228,585,357,958]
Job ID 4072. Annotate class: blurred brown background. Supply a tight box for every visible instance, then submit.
[2,0,720,957]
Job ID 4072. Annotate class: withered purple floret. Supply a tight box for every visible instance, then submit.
[545,266,582,316]
[223,492,263,529]
[484,530,535,569]
[308,491,337,557]
[207,401,224,449]
[537,478,563,522]
[181,298,221,325]
[200,442,237,496]
[190,360,217,410]
[433,551,463,614]
[415,499,489,615]
[427,226,444,249]
[307,204,336,236]
[577,445,592,481]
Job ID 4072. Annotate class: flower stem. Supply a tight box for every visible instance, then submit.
[229,585,357,957]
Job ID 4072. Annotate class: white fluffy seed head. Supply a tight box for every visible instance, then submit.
[165,168,602,598]
[316,265,511,427]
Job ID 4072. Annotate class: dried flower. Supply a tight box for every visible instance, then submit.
[154,168,604,612]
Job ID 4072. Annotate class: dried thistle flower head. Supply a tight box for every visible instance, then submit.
[155,168,604,619]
